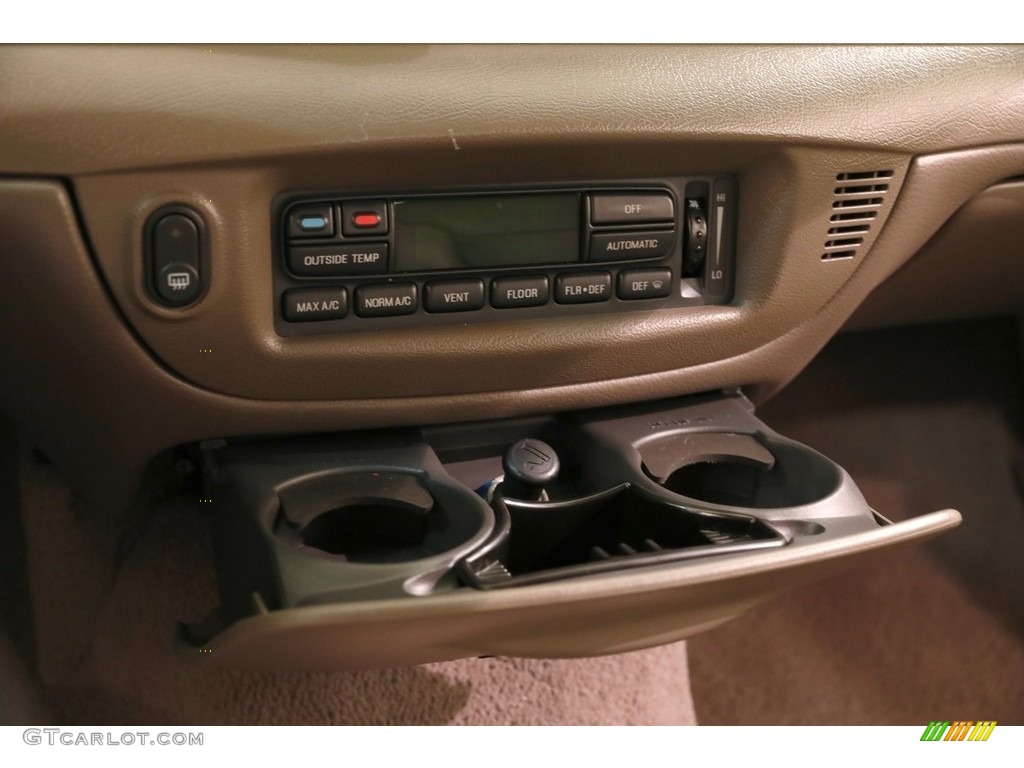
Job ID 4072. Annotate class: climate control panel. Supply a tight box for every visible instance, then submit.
[271,176,736,335]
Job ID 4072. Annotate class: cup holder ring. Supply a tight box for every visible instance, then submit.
[638,431,843,511]
[274,469,494,565]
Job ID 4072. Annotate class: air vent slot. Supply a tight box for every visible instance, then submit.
[832,197,884,209]
[827,224,871,235]
[836,170,893,181]
[834,183,890,195]
[825,237,864,248]
[830,211,877,223]
[821,249,857,262]
[821,170,894,262]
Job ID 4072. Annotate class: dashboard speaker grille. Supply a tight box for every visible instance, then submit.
[822,169,893,261]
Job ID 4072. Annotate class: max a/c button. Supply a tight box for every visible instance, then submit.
[618,269,673,300]
[282,287,347,322]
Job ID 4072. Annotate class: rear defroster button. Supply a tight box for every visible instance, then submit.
[156,263,201,305]
[148,208,206,308]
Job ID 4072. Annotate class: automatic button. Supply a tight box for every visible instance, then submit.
[591,193,674,225]
[589,230,674,262]
[355,284,418,317]
[618,268,673,300]
[555,272,611,304]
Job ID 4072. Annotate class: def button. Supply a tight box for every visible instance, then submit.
[617,268,672,300]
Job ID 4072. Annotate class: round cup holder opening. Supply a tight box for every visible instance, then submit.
[643,434,841,510]
[300,501,439,563]
[275,470,490,565]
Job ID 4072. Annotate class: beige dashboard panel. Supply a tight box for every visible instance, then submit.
[846,179,1024,330]
[1,45,1023,174]
[0,143,1021,510]
[2,46,1024,508]
[73,146,906,400]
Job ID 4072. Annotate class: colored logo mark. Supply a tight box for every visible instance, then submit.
[920,721,996,741]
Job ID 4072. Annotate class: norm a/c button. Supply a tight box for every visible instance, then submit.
[617,268,673,300]
[355,283,418,317]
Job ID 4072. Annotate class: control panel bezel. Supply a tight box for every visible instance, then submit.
[271,176,736,336]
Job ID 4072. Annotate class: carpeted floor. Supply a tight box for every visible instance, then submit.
[688,317,1024,724]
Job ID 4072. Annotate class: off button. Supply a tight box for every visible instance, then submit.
[591,192,674,225]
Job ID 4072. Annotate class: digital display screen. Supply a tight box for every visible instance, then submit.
[393,194,581,272]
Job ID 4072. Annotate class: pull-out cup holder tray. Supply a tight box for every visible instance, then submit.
[189,393,961,670]
[461,485,787,589]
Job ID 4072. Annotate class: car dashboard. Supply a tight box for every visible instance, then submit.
[1,45,1023,685]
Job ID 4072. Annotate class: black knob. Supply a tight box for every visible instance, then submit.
[683,199,708,276]
[501,439,560,500]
